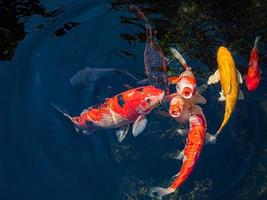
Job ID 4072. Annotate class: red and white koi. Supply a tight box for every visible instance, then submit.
[149,105,207,199]
[167,47,206,122]
[245,36,262,91]
[53,86,164,142]
[168,93,206,124]
[169,48,198,99]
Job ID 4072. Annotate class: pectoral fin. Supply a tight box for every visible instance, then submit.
[116,124,130,142]
[236,69,243,84]
[238,89,244,100]
[191,94,207,104]
[176,150,184,160]
[132,115,147,137]
[207,69,220,85]
[218,91,225,101]
[123,84,133,89]
[177,128,188,136]
[81,127,97,135]
[197,84,208,94]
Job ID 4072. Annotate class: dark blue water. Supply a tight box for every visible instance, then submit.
[0,1,267,199]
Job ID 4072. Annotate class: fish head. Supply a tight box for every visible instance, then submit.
[141,86,165,108]
[130,86,165,113]
[169,96,184,117]
[217,46,231,58]
[175,71,196,99]
[70,116,95,130]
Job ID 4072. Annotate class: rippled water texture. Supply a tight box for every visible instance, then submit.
[0,0,267,199]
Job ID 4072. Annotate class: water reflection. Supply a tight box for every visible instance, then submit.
[111,0,267,69]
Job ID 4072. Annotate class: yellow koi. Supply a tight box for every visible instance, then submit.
[207,46,244,140]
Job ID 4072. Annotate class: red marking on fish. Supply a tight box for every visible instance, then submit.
[168,76,180,85]
[245,37,261,91]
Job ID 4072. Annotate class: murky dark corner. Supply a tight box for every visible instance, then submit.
[0,0,266,199]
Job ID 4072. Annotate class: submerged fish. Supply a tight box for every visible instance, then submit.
[245,36,262,91]
[70,67,138,86]
[149,105,207,199]
[129,5,169,93]
[207,46,244,140]
[53,86,164,142]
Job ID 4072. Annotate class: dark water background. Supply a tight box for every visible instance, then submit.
[0,0,267,199]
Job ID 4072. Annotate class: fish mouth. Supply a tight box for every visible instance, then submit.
[182,87,193,99]
[170,110,181,118]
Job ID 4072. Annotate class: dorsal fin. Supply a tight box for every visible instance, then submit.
[226,79,232,95]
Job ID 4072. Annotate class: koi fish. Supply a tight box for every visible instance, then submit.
[53,86,164,142]
[168,93,206,123]
[245,36,261,91]
[129,5,169,93]
[207,46,244,140]
[169,48,197,99]
[165,48,206,122]
[148,105,207,199]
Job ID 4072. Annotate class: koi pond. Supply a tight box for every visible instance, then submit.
[0,0,266,199]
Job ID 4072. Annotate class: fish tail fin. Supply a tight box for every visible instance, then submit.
[51,103,72,120]
[51,103,80,131]
[205,132,217,144]
[129,5,147,22]
[215,104,232,137]
[148,187,175,200]
[215,125,224,138]
[169,47,188,69]
[129,5,154,43]
[254,36,261,49]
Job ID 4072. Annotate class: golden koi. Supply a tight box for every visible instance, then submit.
[207,46,244,140]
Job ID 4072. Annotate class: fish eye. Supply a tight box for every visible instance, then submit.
[145,97,151,103]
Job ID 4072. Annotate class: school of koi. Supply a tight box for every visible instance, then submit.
[54,5,262,200]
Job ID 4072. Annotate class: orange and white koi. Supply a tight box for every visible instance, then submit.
[53,86,164,142]
[149,105,207,199]
[245,36,262,91]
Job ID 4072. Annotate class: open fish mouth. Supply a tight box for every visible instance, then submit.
[170,110,181,118]
[182,87,193,99]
